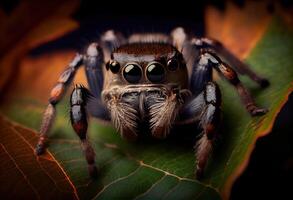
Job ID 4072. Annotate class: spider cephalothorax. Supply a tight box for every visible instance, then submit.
[102,43,189,140]
[35,28,268,178]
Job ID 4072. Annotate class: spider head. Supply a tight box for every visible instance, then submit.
[102,43,189,140]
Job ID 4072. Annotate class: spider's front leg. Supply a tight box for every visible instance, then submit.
[70,85,98,178]
[35,43,106,155]
[179,82,221,179]
[35,53,83,155]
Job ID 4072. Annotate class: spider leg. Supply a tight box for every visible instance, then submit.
[179,82,221,179]
[84,30,125,118]
[35,54,83,155]
[83,42,111,120]
[194,50,268,116]
[70,85,98,178]
[84,43,104,99]
[36,43,110,155]
[100,30,126,60]
[191,37,269,88]
[170,27,188,51]
[179,48,222,178]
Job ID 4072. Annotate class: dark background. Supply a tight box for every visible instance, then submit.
[1,0,292,199]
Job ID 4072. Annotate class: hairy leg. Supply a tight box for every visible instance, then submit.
[190,37,269,87]
[194,50,268,116]
[179,82,221,178]
[84,43,105,99]
[35,54,83,155]
[100,30,126,61]
[70,85,98,178]
[36,42,109,155]
[170,27,188,51]
[83,42,111,120]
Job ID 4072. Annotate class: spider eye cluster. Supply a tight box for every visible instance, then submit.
[107,58,180,84]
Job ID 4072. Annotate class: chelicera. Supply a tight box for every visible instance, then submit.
[35,28,269,179]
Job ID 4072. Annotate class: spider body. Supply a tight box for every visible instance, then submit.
[36,28,268,178]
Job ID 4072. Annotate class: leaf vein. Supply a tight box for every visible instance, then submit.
[92,165,141,199]
[0,143,41,200]
[133,174,167,200]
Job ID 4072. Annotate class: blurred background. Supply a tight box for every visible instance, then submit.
[0,0,292,199]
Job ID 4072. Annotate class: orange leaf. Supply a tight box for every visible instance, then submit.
[0,115,79,199]
[205,1,272,59]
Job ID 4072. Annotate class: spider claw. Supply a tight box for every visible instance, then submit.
[196,167,204,179]
[259,78,270,88]
[35,144,46,156]
[89,165,99,179]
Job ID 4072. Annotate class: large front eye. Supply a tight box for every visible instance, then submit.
[146,62,165,83]
[123,63,142,83]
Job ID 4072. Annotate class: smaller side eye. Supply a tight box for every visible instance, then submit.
[106,60,120,73]
[167,58,179,71]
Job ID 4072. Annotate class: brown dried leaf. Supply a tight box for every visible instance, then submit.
[0,114,79,199]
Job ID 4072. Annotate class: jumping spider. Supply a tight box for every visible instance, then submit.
[35,28,269,179]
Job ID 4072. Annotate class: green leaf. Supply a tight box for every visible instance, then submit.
[1,18,292,199]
